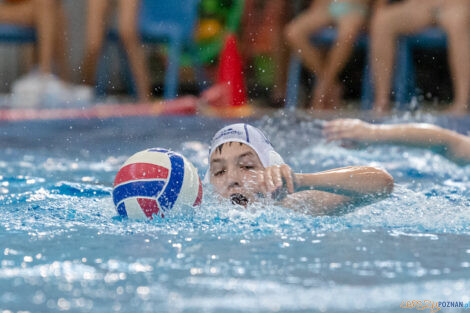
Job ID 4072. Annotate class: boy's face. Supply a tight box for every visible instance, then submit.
[209,142,264,205]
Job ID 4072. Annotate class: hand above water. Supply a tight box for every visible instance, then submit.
[255,164,295,195]
[323,119,377,142]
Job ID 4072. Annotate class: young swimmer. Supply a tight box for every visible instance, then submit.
[324,119,470,164]
[206,124,394,215]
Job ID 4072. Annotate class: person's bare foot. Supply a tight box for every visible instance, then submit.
[372,102,391,118]
[444,104,468,116]
[310,87,327,111]
[310,80,332,111]
[311,80,343,110]
[326,82,342,110]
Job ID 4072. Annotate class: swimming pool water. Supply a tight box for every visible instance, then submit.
[1,112,469,313]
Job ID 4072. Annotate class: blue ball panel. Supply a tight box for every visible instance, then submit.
[113,180,166,206]
[158,153,184,211]
[116,202,128,217]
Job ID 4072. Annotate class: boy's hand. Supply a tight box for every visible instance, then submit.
[257,164,295,194]
[323,119,376,142]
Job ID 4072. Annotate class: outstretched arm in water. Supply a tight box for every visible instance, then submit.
[323,119,470,163]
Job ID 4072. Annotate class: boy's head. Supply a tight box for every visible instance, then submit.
[206,124,284,205]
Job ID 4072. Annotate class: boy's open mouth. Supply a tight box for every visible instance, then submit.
[231,193,249,206]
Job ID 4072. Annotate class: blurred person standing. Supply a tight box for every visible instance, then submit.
[81,0,151,102]
[0,0,67,78]
[371,0,470,115]
[284,0,386,110]
[0,0,90,107]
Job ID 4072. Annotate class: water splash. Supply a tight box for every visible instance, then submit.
[1,114,469,313]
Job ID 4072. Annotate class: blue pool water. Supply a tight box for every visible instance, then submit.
[1,112,469,313]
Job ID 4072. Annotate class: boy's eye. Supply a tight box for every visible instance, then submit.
[242,165,255,170]
[214,170,225,176]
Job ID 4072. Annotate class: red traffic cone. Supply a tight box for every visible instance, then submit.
[199,34,252,117]
[217,33,247,107]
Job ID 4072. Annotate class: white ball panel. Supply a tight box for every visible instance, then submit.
[123,151,172,169]
[175,158,200,207]
[123,198,148,219]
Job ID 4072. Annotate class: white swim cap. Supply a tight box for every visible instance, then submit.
[205,123,284,182]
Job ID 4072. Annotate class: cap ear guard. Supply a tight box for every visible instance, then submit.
[268,150,285,166]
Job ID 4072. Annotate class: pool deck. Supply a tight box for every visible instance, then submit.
[0,93,467,122]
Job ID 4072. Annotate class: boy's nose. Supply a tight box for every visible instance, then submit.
[226,168,241,188]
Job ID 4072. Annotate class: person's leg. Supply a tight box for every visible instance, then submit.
[269,0,291,105]
[33,0,64,74]
[117,0,150,102]
[239,0,257,61]
[0,1,34,25]
[82,0,111,85]
[371,0,435,113]
[284,0,333,76]
[0,1,36,87]
[54,1,70,81]
[313,12,366,110]
[438,0,470,114]
[1,1,69,78]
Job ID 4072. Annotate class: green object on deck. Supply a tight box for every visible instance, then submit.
[254,54,275,87]
[201,0,219,15]
[196,0,245,64]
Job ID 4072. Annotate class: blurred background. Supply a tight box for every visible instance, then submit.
[0,0,467,113]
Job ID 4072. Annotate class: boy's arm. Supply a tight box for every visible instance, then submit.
[367,124,456,145]
[260,164,393,215]
[278,166,393,216]
[374,125,470,163]
[294,166,394,197]
[324,118,454,145]
[323,119,470,162]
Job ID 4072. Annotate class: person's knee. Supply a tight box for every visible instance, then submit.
[284,21,308,49]
[337,19,364,44]
[440,9,470,35]
[283,23,296,46]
